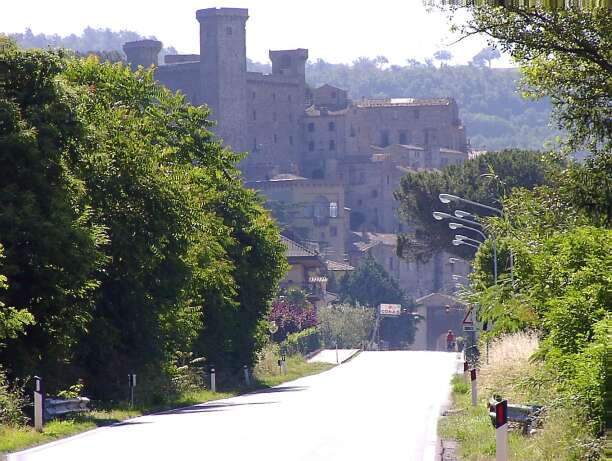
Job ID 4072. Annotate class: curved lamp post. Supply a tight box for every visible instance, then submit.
[453,239,480,250]
[439,194,503,216]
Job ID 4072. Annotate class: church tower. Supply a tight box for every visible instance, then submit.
[196,8,249,152]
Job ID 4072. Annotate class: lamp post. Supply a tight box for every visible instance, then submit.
[450,222,497,283]
[453,239,480,250]
[455,234,483,246]
[439,194,503,217]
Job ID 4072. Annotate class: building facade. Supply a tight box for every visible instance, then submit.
[122,7,471,298]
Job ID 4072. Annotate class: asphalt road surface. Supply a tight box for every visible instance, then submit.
[9,351,459,461]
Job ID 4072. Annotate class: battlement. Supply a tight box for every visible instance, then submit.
[196,8,249,20]
[123,39,162,69]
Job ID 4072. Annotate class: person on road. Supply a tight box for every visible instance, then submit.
[446,330,455,351]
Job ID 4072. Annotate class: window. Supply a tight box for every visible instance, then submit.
[350,125,356,137]
[252,91,256,99]
[331,91,337,99]
[371,189,378,198]
[329,140,336,151]
[274,134,278,144]
[313,196,330,220]
[308,141,315,151]
[357,199,363,206]
[272,92,276,101]
[399,131,408,145]
[252,110,256,121]
[330,226,338,237]
[226,26,233,35]
[328,121,336,131]
[381,130,390,147]
[289,135,293,145]
[253,138,257,150]
[329,202,338,218]
[308,122,315,132]
[386,175,390,185]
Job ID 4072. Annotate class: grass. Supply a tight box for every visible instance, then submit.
[439,332,603,461]
[0,351,334,455]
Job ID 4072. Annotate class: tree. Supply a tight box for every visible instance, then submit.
[395,149,554,259]
[0,43,107,385]
[339,256,416,347]
[452,5,611,155]
[471,46,501,68]
[433,50,453,66]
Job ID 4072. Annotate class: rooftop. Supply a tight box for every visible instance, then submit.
[355,98,452,108]
[281,235,319,259]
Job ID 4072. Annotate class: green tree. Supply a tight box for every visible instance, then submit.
[339,256,416,347]
[317,304,375,348]
[0,43,107,386]
[395,149,553,259]
[452,5,611,155]
[471,46,501,68]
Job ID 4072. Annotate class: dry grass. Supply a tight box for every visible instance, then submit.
[479,331,540,403]
[440,332,604,461]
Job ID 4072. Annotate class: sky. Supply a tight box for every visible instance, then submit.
[1,0,514,67]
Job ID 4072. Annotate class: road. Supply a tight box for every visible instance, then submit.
[9,351,459,461]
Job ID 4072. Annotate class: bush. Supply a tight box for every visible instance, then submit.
[282,327,321,356]
[0,367,28,427]
[317,304,375,348]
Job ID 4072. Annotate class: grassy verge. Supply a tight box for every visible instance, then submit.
[0,352,333,455]
[438,332,603,461]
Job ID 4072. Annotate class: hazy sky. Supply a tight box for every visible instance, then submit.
[2,0,513,67]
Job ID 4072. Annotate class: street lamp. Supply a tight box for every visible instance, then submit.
[450,222,497,282]
[453,239,480,250]
[455,234,484,246]
[454,210,477,220]
[439,194,503,216]
[448,222,487,240]
[433,211,483,228]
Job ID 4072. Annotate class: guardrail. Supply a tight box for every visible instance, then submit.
[44,397,91,420]
[488,396,542,434]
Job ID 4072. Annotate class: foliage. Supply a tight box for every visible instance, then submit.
[0,245,34,345]
[282,327,321,356]
[268,292,317,342]
[9,27,177,62]
[0,44,286,404]
[471,46,501,67]
[452,5,611,155]
[0,367,28,427]
[317,304,375,348]
[396,149,553,259]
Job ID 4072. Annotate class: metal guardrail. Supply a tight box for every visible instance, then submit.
[44,397,91,420]
[488,397,542,434]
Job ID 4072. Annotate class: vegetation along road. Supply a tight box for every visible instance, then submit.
[7,352,458,461]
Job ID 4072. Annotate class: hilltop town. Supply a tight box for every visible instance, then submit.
[123,7,471,299]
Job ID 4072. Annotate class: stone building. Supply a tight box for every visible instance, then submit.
[122,6,471,297]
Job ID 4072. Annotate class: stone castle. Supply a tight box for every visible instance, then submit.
[123,7,471,298]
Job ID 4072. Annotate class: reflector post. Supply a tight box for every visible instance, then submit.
[495,400,508,428]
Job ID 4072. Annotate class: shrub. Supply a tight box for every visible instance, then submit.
[0,367,28,427]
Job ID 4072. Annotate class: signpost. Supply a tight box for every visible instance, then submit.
[379,304,401,316]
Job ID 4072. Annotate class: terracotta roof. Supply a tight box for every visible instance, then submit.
[355,98,452,108]
[281,235,319,258]
[269,174,307,181]
[325,260,355,272]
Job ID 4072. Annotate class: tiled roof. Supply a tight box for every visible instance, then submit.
[281,235,319,258]
[355,98,451,108]
[325,260,355,271]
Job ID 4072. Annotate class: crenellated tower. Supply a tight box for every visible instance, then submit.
[122,39,162,71]
[196,8,249,152]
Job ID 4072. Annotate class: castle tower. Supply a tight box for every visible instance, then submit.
[196,8,249,152]
[123,40,162,70]
[269,49,309,84]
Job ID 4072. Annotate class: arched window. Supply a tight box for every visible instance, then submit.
[329,202,338,218]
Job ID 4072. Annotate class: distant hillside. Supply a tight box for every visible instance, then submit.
[9,28,177,62]
[304,58,559,151]
[9,29,558,151]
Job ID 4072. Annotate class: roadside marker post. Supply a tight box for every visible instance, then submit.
[243,365,250,386]
[33,376,44,432]
[127,374,137,408]
[494,400,509,461]
[470,369,478,407]
[210,366,216,393]
[463,361,469,381]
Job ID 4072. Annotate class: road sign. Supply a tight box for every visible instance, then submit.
[463,325,475,332]
[462,306,474,325]
[379,304,401,316]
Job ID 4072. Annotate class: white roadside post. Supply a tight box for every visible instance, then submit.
[336,342,339,364]
[128,374,137,408]
[495,400,509,461]
[243,365,250,386]
[470,369,478,406]
[33,376,44,432]
[210,366,216,393]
